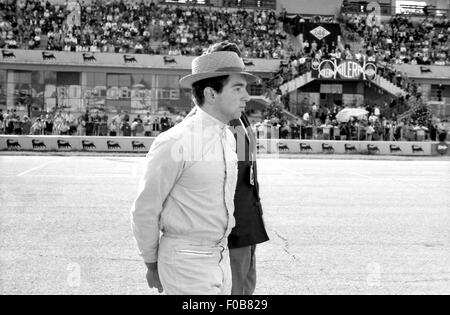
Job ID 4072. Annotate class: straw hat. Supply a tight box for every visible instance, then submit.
[179,51,259,89]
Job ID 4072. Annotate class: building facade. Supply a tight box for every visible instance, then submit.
[0,50,277,118]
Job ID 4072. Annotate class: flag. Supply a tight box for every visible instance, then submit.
[65,10,81,28]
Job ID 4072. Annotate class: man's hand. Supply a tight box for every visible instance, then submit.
[145,262,163,293]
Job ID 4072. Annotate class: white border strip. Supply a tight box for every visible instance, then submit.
[17,162,52,177]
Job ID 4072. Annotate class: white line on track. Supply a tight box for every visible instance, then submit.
[21,175,137,178]
[347,171,373,179]
[346,170,423,189]
[17,162,52,177]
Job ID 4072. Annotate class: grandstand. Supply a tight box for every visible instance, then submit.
[1,0,449,139]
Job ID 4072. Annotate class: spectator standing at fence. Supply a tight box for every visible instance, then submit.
[311,103,318,123]
[77,116,86,136]
[152,117,160,136]
[111,112,122,136]
[339,121,349,141]
[279,121,290,139]
[91,111,101,136]
[59,118,70,135]
[437,120,447,139]
[31,118,43,135]
[143,112,153,136]
[373,121,383,141]
[43,114,53,135]
[3,110,11,134]
[382,118,389,141]
[53,111,63,134]
[109,118,119,136]
[12,110,21,135]
[331,103,339,120]
[131,119,139,137]
[416,124,428,142]
[121,117,132,137]
[0,109,5,127]
[403,121,413,141]
[167,117,174,130]
[160,113,170,133]
[0,110,4,135]
[133,118,145,137]
[290,119,300,139]
[429,121,438,141]
[21,116,31,135]
[321,120,332,140]
[79,109,89,135]
[99,110,109,136]
[174,112,184,125]
[66,111,77,135]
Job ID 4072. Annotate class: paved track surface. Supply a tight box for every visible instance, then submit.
[1,156,449,295]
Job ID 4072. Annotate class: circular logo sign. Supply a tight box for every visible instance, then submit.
[364,63,377,80]
[312,59,320,70]
[318,60,335,79]
[436,142,449,155]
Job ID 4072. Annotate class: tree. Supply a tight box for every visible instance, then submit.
[263,102,284,120]
[402,98,433,126]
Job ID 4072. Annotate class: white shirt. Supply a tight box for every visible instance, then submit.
[131,107,238,263]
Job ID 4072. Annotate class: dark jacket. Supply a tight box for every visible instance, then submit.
[228,114,269,249]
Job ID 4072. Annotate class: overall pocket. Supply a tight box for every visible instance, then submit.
[175,249,214,257]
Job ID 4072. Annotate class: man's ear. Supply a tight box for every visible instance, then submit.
[204,87,216,103]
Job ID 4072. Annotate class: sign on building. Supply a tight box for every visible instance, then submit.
[312,59,377,81]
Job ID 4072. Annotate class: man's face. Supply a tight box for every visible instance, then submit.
[214,74,250,121]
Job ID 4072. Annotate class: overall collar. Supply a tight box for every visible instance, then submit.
[195,106,228,133]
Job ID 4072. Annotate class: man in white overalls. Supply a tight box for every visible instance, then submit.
[131,48,258,295]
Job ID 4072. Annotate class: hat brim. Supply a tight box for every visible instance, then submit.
[179,71,260,89]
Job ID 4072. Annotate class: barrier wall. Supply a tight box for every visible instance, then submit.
[1,136,449,156]
[256,139,450,157]
[0,136,154,153]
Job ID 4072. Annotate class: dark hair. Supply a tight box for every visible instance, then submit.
[192,41,242,106]
[192,75,229,106]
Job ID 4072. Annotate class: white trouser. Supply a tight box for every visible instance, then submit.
[158,234,232,295]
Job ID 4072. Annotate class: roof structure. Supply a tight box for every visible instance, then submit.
[0,49,281,74]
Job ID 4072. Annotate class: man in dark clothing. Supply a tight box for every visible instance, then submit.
[203,41,270,295]
[160,113,170,132]
[229,108,269,296]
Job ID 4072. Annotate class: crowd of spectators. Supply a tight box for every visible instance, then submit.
[2,1,441,94]
[1,104,447,142]
[264,13,446,103]
[344,13,450,66]
[0,0,293,59]
[0,108,186,137]
[253,102,448,142]
[1,0,448,64]
[1,1,448,142]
